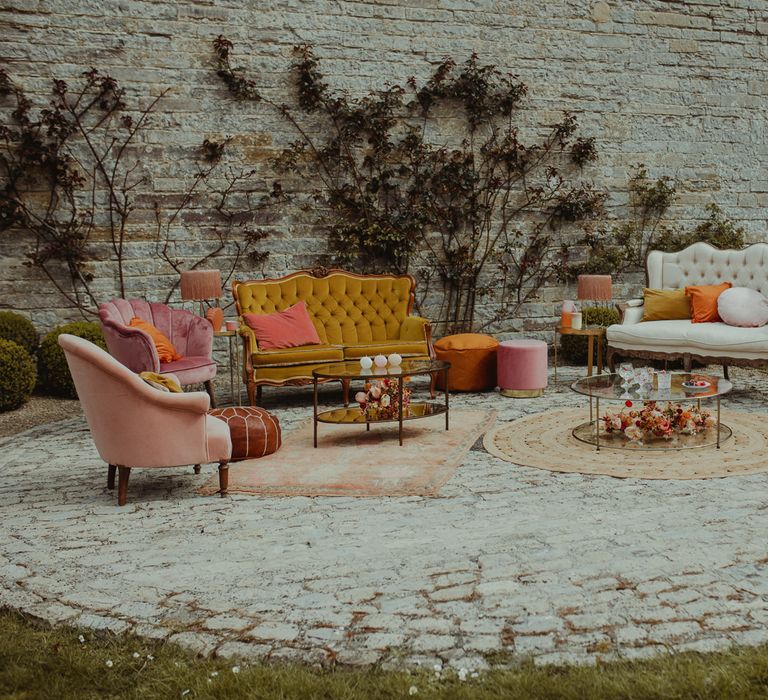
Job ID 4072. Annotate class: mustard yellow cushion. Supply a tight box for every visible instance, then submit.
[343,341,428,359]
[252,344,344,367]
[139,371,183,393]
[642,289,691,321]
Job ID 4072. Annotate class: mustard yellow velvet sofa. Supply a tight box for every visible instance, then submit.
[233,269,433,405]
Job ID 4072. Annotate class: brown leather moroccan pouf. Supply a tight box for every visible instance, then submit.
[209,406,281,461]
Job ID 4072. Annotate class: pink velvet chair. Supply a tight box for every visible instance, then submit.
[98,299,217,406]
[58,334,232,506]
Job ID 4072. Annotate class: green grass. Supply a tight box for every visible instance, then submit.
[3,608,768,699]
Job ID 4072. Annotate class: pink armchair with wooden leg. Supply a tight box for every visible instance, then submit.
[98,299,218,407]
[58,334,231,506]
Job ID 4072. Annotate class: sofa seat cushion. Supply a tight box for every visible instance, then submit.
[608,320,768,354]
[252,344,344,368]
[160,356,217,384]
[343,340,429,360]
[608,320,695,348]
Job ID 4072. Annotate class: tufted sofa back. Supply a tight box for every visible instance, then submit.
[233,270,416,345]
[647,242,768,296]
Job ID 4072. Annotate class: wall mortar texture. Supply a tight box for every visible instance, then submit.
[1,0,767,335]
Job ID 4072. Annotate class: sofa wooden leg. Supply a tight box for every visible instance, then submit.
[683,354,692,372]
[429,373,436,399]
[193,464,201,474]
[204,380,217,408]
[256,385,263,404]
[342,379,350,407]
[723,364,730,380]
[117,466,131,506]
[246,382,256,406]
[107,464,116,490]
[218,460,229,497]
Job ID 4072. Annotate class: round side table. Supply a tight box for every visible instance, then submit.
[553,325,606,381]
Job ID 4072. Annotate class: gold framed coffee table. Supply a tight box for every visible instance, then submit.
[571,371,733,451]
[312,359,450,447]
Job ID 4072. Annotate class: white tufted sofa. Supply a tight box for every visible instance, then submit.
[607,242,768,374]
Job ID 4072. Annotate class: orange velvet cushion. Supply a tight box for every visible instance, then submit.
[685,282,732,323]
[243,301,322,351]
[434,333,499,391]
[129,317,182,362]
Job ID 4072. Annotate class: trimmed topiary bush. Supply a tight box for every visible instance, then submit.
[38,322,106,398]
[560,305,620,365]
[0,339,36,412]
[0,311,38,355]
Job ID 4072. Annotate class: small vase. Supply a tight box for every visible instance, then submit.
[206,307,224,332]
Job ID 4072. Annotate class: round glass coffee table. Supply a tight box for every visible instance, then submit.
[571,371,733,451]
[312,359,450,447]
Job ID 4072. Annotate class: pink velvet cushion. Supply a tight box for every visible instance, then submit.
[243,302,321,350]
[717,287,768,327]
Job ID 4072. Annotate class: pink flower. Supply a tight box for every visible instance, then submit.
[370,386,382,400]
[354,391,367,403]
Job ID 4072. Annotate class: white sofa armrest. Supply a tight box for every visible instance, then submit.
[621,305,644,325]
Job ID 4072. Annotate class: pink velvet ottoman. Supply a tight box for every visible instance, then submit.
[497,339,548,398]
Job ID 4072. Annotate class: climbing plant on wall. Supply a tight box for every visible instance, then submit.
[569,165,746,278]
[0,68,274,316]
[214,38,604,333]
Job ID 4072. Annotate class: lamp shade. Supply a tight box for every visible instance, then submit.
[179,269,222,301]
[577,274,612,301]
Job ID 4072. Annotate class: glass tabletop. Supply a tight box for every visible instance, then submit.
[571,371,733,401]
[313,358,450,380]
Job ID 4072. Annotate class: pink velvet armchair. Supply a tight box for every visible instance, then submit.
[58,334,231,506]
[98,299,218,406]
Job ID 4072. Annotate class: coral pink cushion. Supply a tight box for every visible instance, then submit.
[717,287,768,327]
[243,302,321,350]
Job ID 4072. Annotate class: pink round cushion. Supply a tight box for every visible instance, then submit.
[497,339,548,391]
[717,287,768,327]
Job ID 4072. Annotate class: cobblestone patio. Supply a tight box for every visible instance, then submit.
[2,366,768,669]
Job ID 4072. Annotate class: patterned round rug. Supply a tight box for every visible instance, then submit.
[483,407,768,479]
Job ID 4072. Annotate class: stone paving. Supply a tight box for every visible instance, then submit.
[2,366,768,669]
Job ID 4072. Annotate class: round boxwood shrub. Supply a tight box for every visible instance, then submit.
[38,321,106,398]
[0,311,38,355]
[0,339,36,412]
[560,305,620,365]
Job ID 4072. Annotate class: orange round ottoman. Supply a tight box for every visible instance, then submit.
[434,333,499,391]
[209,406,281,461]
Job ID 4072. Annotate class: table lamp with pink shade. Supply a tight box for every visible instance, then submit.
[180,269,223,330]
[577,274,612,310]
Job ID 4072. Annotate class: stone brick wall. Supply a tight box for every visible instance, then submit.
[2,0,767,337]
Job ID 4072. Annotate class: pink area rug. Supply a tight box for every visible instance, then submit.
[199,409,496,497]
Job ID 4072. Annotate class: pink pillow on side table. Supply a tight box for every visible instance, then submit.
[243,301,322,350]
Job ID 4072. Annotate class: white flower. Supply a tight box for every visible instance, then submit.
[210,671,219,677]
[132,652,140,659]
[78,635,85,643]
[181,691,190,697]
[471,671,479,678]
[458,668,468,681]
[146,654,154,661]
[433,663,442,671]
[381,394,390,407]
[231,665,240,674]
[105,660,113,668]
[409,686,418,696]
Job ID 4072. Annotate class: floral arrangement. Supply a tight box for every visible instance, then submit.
[355,377,411,420]
[602,401,715,443]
